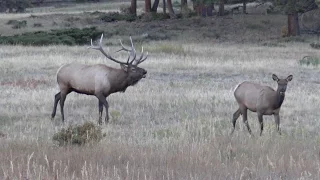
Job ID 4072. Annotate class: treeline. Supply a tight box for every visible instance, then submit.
[0,0,99,13]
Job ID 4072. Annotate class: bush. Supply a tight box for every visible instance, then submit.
[52,122,105,146]
[261,42,286,47]
[9,20,27,29]
[33,23,43,27]
[100,12,136,22]
[299,56,320,67]
[310,42,320,49]
[0,27,103,46]
[7,20,27,29]
[0,0,32,13]
[278,36,306,43]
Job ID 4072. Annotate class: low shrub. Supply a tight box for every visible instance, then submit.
[7,20,27,29]
[278,36,307,43]
[299,56,320,67]
[52,122,105,146]
[100,12,136,22]
[310,42,320,50]
[33,23,43,27]
[0,27,103,46]
[0,0,31,13]
[261,42,286,47]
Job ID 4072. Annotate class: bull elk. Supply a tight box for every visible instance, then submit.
[231,74,293,136]
[51,34,148,124]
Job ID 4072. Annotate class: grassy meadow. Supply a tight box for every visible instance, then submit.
[1,1,320,180]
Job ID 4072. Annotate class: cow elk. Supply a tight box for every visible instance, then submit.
[231,74,293,136]
[51,34,148,125]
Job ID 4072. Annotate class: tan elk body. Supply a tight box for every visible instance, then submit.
[231,74,293,135]
[51,34,148,124]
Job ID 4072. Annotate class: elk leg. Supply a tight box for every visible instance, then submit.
[241,108,252,135]
[231,108,241,134]
[59,92,67,122]
[98,100,103,125]
[96,94,109,124]
[51,92,61,120]
[274,113,281,135]
[258,113,263,136]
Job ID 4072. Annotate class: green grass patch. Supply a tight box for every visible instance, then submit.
[0,27,103,46]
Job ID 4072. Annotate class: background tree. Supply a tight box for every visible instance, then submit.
[243,0,247,14]
[151,0,160,12]
[145,0,151,12]
[130,0,137,15]
[287,0,300,36]
[192,0,214,16]
[219,0,225,16]
[281,0,318,36]
[167,0,176,18]
[181,0,188,13]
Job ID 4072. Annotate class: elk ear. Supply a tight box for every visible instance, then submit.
[120,64,128,72]
[286,75,293,82]
[272,74,279,82]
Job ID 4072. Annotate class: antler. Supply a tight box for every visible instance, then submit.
[116,37,148,65]
[89,34,128,65]
[89,34,148,66]
[134,46,149,65]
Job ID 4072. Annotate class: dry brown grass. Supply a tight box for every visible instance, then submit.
[0,40,320,179]
[0,1,320,179]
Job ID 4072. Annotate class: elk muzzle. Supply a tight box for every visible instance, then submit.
[142,70,147,78]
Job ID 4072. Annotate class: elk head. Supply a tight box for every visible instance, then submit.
[89,34,148,86]
[272,74,293,96]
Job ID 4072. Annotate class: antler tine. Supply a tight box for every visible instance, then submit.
[88,34,127,65]
[115,39,131,53]
[132,46,144,65]
[137,46,145,61]
[138,52,149,64]
[99,33,104,45]
[128,36,138,64]
[126,51,131,64]
[115,37,137,65]
[133,46,149,65]
[129,50,137,64]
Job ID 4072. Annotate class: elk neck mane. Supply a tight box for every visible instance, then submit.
[106,67,131,93]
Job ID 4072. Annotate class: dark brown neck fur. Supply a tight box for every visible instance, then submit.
[108,69,130,94]
[274,90,285,109]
